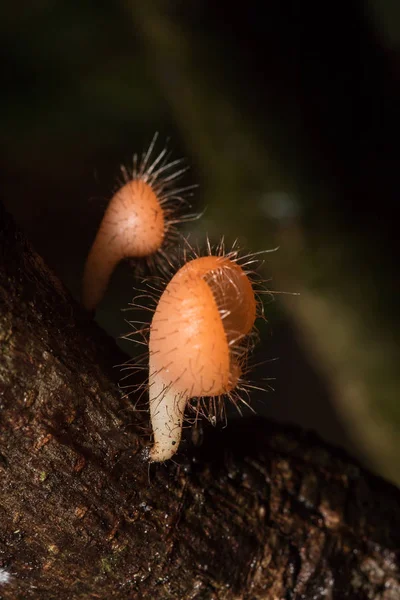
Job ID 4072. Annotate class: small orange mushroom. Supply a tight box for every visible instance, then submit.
[148,255,258,462]
[82,135,195,311]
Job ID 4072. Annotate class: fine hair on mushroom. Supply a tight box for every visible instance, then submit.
[82,133,197,312]
[121,241,275,463]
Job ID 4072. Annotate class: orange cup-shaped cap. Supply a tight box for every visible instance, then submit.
[148,255,257,462]
[83,179,165,311]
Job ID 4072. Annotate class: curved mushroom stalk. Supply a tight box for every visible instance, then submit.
[148,371,188,462]
[82,229,125,312]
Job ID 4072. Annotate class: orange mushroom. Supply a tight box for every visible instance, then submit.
[148,255,258,462]
[82,135,195,311]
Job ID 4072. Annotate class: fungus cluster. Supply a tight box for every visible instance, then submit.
[83,136,264,461]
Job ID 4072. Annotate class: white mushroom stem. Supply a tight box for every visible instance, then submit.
[148,371,188,462]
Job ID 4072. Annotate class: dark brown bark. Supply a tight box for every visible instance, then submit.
[0,203,399,599]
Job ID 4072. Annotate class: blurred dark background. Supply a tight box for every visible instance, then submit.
[1,1,399,483]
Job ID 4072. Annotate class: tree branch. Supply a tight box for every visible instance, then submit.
[1,203,399,598]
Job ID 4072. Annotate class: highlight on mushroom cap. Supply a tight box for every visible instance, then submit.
[98,178,166,258]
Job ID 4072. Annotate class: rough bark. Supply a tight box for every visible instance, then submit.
[0,203,399,599]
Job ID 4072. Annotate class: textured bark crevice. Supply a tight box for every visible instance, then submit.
[0,203,399,599]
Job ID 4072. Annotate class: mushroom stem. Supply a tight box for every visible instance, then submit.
[148,371,188,462]
[82,232,120,311]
